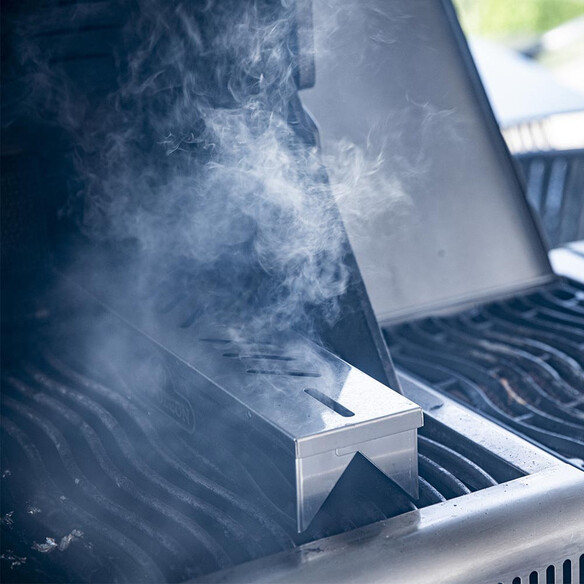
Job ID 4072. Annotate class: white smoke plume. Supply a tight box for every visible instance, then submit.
[16,0,409,338]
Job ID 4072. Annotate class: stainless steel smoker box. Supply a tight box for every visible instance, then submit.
[55,279,422,533]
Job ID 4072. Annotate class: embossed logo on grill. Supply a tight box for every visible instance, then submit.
[131,354,195,433]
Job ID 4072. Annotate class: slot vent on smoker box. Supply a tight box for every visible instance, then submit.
[222,353,296,361]
[246,369,321,378]
[303,388,355,417]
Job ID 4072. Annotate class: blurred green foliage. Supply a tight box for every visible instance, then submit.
[454,0,584,37]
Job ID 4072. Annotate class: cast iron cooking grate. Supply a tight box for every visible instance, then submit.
[1,329,523,583]
[385,279,584,468]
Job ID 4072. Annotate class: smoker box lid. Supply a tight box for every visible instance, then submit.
[300,0,555,325]
[183,334,422,458]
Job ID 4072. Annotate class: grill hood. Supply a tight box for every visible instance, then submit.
[300,0,555,325]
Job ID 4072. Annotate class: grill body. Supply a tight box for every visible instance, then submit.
[3,1,584,583]
[6,308,581,584]
[193,378,584,584]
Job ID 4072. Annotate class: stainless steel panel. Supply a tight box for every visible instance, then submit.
[397,371,562,475]
[301,0,554,324]
[199,464,584,584]
[568,240,584,257]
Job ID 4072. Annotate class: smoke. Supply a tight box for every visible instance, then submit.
[11,1,328,334]
[11,0,413,339]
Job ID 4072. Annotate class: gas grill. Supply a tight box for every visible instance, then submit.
[3,298,582,583]
[2,0,584,583]
[2,325,533,582]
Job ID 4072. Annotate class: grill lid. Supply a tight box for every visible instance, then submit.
[301,0,554,325]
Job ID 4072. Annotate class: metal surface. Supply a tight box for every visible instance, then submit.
[196,463,584,584]
[56,279,422,533]
[3,0,402,396]
[301,0,554,325]
[569,241,584,256]
[398,372,562,475]
[3,3,583,583]
[294,0,316,90]
[195,377,584,584]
